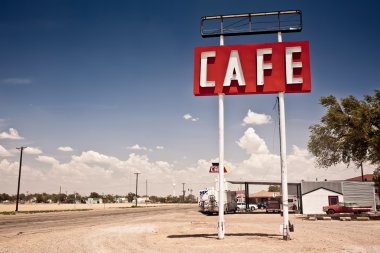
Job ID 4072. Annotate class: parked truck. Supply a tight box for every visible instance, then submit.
[199,188,238,214]
[323,202,372,214]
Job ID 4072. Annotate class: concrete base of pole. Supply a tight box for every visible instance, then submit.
[218,221,224,239]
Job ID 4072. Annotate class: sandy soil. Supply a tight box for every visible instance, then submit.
[0,205,379,253]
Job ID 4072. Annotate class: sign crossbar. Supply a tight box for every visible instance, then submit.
[201,10,302,38]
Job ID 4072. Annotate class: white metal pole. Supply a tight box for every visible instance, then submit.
[277,31,282,43]
[278,31,290,240]
[218,34,225,240]
[279,91,290,240]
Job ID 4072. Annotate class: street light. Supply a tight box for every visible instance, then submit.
[15,146,27,212]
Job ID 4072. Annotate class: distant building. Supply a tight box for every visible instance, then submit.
[115,197,128,203]
[249,190,281,205]
[134,197,149,203]
[86,198,103,204]
[345,174,374,182]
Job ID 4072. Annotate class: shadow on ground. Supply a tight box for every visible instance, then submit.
[167,232,281,239]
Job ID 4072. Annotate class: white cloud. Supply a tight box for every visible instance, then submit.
[24,147,43,155]
[0,159,46,190]
[127,144,148,151]
[0,145,12,157]
[232,130,376,184]
[72,150,122,166]
[2,78,32,85]
[58,146,73,152]
[242,109,272,126]
[0,159,19,176]
[183,113,199,122]
[36,155,59,165]
[0,128,24,140]
[0,127,376,196]
[156,146,164,150]
[236,128,269,154]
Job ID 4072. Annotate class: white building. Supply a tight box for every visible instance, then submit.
[86,198,103,204]
[301,181,376,214]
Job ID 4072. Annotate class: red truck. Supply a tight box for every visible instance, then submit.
[323,202,372,214]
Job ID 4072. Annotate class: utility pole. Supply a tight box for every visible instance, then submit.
[188,189,193,202]
[15,146,27,212]
[58,185,61,205]
[182,183,186,202]
[102,192,105,209]
[172,183,176,196]
[145,179,148,198]
[134,172,140,207]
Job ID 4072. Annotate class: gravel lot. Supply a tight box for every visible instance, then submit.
[0,204,379,253]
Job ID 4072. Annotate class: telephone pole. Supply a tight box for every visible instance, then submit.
[134,172,141,207]
[15,146,27,212]
[182,183,186,202]
[58,185,61,205]
[145,179,148,198]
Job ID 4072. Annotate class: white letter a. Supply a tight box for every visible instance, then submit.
[223,50,246,87]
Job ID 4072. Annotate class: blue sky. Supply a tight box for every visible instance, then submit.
[0,1,379,196]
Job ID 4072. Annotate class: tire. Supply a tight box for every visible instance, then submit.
[327,209,335,215]
[250,206,255,211]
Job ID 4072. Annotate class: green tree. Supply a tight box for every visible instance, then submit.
[0,193,11,202]
[185,194,197,203]
[89,192,101,198]
[126,192,136,202]
[19,193,26,201]
[166,195,180,203]
[268,185,280,192]
[308,90,380,170]
[35,193,44,203]
[103,194,114,203]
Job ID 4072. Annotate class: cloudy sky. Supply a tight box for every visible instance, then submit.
[0,1,379,196]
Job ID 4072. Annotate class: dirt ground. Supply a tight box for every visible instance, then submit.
[0,204,379,253]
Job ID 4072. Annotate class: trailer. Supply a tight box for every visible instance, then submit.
[266,196,298,213]
[199,188,238,214]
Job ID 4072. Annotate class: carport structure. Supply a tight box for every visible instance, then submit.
[228,180,303,213]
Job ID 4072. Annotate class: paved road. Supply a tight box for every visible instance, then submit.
[0,205,195,239]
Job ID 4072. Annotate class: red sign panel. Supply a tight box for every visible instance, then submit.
[209,163,229,173]
[194,41,311,96]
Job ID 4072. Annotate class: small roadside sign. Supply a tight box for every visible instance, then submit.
[209,163,230,173]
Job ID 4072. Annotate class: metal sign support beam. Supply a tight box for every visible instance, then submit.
[198,10,304,241]
[218,34,225,240]
[278,31,290,240]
